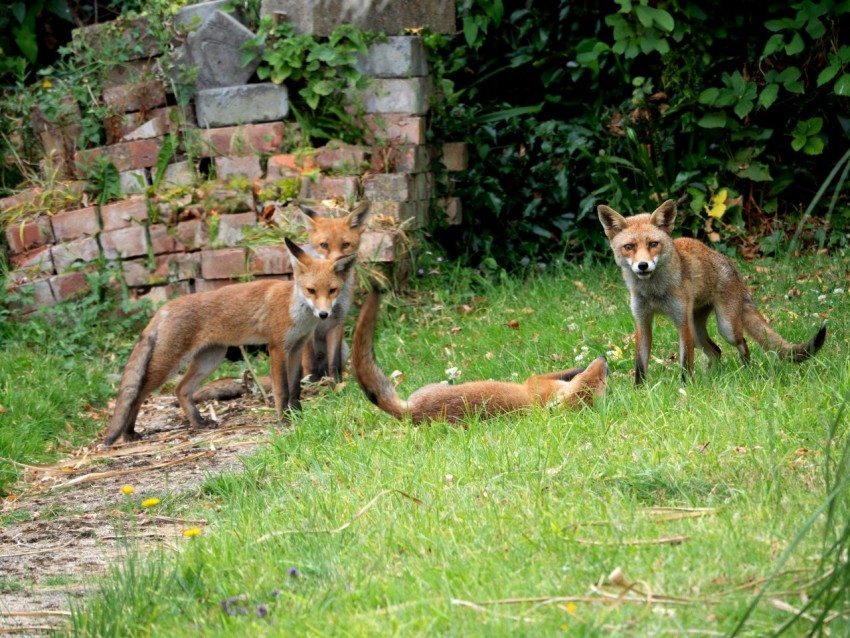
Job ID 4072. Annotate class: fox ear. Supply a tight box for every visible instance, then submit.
[346,200,370,231]
[597,205,628,240]
[297,204,320,227]
[650,199,677,235]
[333,252,358,274]
[285,237,312,272]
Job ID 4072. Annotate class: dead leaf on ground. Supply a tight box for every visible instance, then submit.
[506,319,520,330]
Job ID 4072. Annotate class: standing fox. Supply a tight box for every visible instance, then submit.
[597,199,827,384]
[352,285,609,422]
[103,237,358,446]
[298,201,370,381]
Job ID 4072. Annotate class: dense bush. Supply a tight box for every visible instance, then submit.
[426,0,850,269]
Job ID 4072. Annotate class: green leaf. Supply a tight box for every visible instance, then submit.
[697,111,728,128]
[651,8,675,32]
[762,33,785,57]
[462,16,480,48]
[806,16,826,39]
[13,26,37,62]
[633,5,653,28]
[803,137,825,155]
[834,73,850,96]
[45,0,73,22]
[733,99,754,119]
[737,161,772,181]
[698,87,720,105]
[817,64,840,87]
[10,2,26,24]
[785,32,805,56]
[759,83,779,109]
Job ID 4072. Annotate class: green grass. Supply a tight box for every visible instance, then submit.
[5,253,849,635]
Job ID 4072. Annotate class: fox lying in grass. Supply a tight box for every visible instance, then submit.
[351,285,609,422]
[597,199,827,384]
[103,238,357,446]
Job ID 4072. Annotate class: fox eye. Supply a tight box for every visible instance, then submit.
[320,242,329,250]
[306,288,316,295]
[623,243,634,251]
[648,241,659,248]
[329,288,338,295]
[341,242,351,249]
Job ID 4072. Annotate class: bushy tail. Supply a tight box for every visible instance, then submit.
[743,302,827,362]
[104,329,158,446]
[351,285,409,419]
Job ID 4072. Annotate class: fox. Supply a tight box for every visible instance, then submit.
[351,285,609,423]
[103,237,358,446]
[597,199,827,384]
[298,201,370,381]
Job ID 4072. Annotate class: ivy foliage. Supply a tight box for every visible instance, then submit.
[427,0,850,269]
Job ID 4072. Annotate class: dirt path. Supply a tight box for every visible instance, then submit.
[0,390,281,636]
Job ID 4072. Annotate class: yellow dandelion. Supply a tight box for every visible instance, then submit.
[566,602,577,614]
[41,78,52,89]
[183,528,202,538]
[706,189,728,220]
[120,485,135,495]
[141,497,160,508]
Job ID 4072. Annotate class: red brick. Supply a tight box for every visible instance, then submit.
[198,123,285,157]
[5,216,54,253]
[122,259,160,287]
[1,188,45,214]
[52,236,100,271]
[75,137,164,173]
[372,144,430,174]
[102,80,167,113]
[100,196,148,231]
[200,248,247,279]
[248,244,293,275]
[362,173,414,201]
[100,225,148,260]
[215,211,257,247]
[104,106,183,145]
[215,155,263,181]
[316,145,369,171]
[441,142,469,171]
[50,205,99,240]
[193,278,239,293]
[163,252,201,281]
[175,219,208,250]
[9,278,55,314]
[301,175,359,201]
[101,59,157,89]
[266,154,300,178]
[148,223,182,255]
[360,231,396,262]
[49,271,90,302]
[363,115,426,145]
[10,245,54,274]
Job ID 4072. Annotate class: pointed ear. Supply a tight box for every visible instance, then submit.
[285,237,312,272]
[332,252,358,274]
[297,204,320,227]
[597,205,628,240]
[649,199,677,235]
[346,200,370,231]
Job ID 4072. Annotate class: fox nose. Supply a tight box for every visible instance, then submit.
[637,262,649,271]
[318,311,329,320]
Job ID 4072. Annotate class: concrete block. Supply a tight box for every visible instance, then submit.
[199,122,285,157]
[196,84,289,127]
[120,169,150,195]
[52,236,100,271]
[200,247,247,279]
[49,271,90,302]
[354,77,433,115]
[355,36,428,78]
[363,114,426,145]
[101,196,148,231]
[215,155,263,181]
[214,211,258,246]
[5,216,54,253]
[259,0,455,36]
[100,225,148,260]
[50,206,99,241]
[248,244,293,275]
[180,11,261,90]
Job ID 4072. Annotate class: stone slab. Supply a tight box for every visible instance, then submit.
[196,84,289,127]
[355,36,428,78]
[179,11,261,90]
[354,77,433,115]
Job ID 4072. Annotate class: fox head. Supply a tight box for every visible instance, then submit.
[597,200,676,280]
[285,237,358,320]
[298,201,370,261]
[556,356,609,408]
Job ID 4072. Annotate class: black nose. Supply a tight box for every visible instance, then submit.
[637,262,649,271]
[318,311,329,320]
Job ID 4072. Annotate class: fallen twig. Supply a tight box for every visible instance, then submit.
[0,611,72,618]
[0,540,75,559]
[573,535,690,546]
[50,451,215,489]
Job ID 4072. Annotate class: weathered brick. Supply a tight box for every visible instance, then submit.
[355,36,428,78]
[38,123,81,180]
[9,278,55,314]
[441,142,469,171]
[100,225,148,260]
[175,219,209,250]
[49,271,90,302]
[196,83,290,127]
[372,144,429,174]
[368,200,423,227]
[104,106,185,145]
[164,252,202,281]
[200,247,247,279]
[123,117,169,142]
[120,168,150,194]
[75,137,164,173]
[148,223,183,255]
[248,244,292,275]
[440,196,462,225]
[301,174,359,201]
[198,122,285,157]
[132,282,192,307]
[214,211,258,247]
[363,115,426,145]
[100,196,148,231]
[363,173,414,201]
[202,187,254,214]
[71,17,160,62]
[360,231,396,262]
[122,258,162,287]
[5,216,55,253]
[100,59,157,89]
[10,245,54,275]
[315,145,369,171]
[163,161,196,187]
[50,205,99,241]
[414,172,433,200]
[103,80,167,114]
[52,236,100,271]
[215,155,263,181]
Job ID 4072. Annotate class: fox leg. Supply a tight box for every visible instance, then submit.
[715,306,751,364]
[677,316,696,382]
[176,346,227,429]
[632,308,653,385]
[285,339,308,411]
[325,322,346,381]
[269,343,290,417]
[693,305,722,365]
